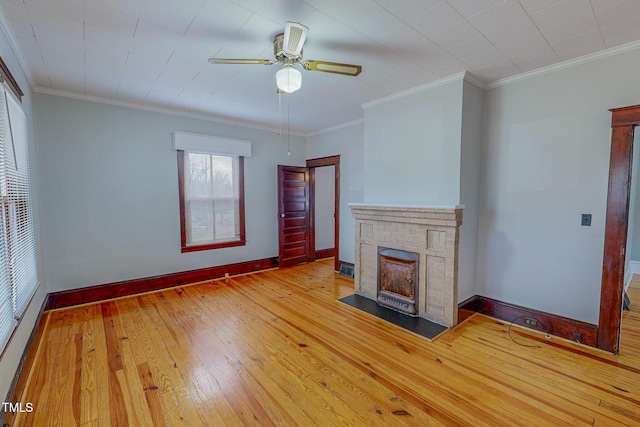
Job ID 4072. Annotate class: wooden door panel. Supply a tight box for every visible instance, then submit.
[282,243,307,258]
[283,217,306,228]
[283,202,307,212]
[282,187,306,198]
[284,232,307,244]
[282,170,306,181]
[278,165,310,268]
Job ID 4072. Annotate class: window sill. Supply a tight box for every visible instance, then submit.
[181,240,246,253]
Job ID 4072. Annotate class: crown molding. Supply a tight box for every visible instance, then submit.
[486,39,640,90]
[305,118,364,138]
[0,6,34,90]
[33,86,308,137]
[462,72,486,90]
[361,72,468,109]
[359,71,485,110]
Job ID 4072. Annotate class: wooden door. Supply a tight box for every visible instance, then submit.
[278,165,310,267]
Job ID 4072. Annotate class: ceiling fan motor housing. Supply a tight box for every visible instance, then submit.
[274,33,302,62]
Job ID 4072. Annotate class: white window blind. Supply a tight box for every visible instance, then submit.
[0,82,38,352]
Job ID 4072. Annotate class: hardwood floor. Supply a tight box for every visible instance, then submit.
[6,259,640,426]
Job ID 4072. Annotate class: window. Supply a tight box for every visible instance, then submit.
[178,151,245,251]
[174,131,251,252]
[0,79,38,353]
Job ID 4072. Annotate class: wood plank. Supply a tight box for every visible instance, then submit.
[9,259,640,426]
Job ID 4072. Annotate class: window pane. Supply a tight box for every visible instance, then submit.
[182,152,243,249]
[212,155,236,240]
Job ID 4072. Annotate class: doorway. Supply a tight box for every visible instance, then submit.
[307,155,340,271]
[277,156,340,270]
[600,104,640,353]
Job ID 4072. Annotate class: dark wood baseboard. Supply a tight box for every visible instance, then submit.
[46,257,279,310]
[457,295,478,324]
[458,295,598,347]
[315,248,335,260]
[1,295,48,426]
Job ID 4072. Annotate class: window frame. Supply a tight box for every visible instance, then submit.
[0,59,38,355]
[177,150,246,252]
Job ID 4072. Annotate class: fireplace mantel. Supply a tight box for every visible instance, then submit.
[350,203,463,327]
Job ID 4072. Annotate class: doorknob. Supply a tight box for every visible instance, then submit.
[280,213,285,218]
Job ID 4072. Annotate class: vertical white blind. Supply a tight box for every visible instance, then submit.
[0,83,16,352]
[0,82,38,352]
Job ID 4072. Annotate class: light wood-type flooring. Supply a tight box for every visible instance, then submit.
[6,259,640,426]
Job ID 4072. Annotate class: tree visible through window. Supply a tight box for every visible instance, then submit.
[178,150,245,252]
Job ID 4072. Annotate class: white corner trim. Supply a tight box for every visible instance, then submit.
[625,260,640,291]
[486,39,640,90]
[463,72,486,90]
[173,131,252,157]
[361,72,467,109]
[0,6,35,90]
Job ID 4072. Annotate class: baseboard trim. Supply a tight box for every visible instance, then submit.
[315,248,335,260]
[625,260,640,291]
[1,295,49,426]
[458,295,598,347]
[46,257,279,310]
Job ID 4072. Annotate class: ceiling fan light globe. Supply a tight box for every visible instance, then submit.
[276,66,302,93]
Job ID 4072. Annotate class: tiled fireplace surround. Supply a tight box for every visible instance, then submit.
[350,204,463,327]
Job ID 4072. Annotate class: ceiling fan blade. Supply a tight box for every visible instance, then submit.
[283,21,308,57]
[208,58,276,65]
[302,60,362,76]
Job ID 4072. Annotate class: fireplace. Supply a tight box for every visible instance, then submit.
[378,247,419,315]
[350,204,463,327]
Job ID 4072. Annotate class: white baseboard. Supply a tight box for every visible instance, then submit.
[625,260,640,291]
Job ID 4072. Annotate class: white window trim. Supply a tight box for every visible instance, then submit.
[173,131,252,157]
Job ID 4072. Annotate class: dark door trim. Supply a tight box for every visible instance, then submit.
[599,104,640,353]
[307,155,340,271]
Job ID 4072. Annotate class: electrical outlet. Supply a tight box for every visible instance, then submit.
[224,272,229,278]
[581,214,592,226]
[523,317,538,327]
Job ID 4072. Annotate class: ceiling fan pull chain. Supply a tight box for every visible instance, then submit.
[278,90,282,136]
[287,103,291,156]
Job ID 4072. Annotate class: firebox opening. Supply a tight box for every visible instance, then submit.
[377,247,419,316]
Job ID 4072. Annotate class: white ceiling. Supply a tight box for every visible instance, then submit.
[2,0,640,134]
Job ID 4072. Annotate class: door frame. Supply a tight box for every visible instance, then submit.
[599,104,640,353]
[306,155,340,271]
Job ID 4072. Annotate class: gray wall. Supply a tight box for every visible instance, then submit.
[626,132,640,275]
[306,122,364,264]
[314,165,335,251]
[34,93,306,292]
[628,133,640,267]
[363,80,463,205]
[478,48,640,324]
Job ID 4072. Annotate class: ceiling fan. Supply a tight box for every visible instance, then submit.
[208,21,363,93]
